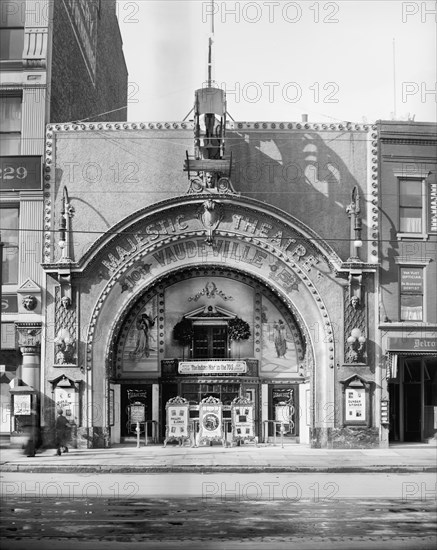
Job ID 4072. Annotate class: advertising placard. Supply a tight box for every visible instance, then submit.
[130,403,145,423]
[14,395,31,415]
[164,396,190,446]
[178,361,247,374]
[400,268,423,293]
[198,396,225,446]
[345,388,366,422]
[231,397,257,445]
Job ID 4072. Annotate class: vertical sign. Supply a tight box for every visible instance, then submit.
[429,179,437,233]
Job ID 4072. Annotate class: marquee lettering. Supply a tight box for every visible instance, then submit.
[101,210,320,276]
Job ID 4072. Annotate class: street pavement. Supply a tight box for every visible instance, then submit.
[0,441,436,473]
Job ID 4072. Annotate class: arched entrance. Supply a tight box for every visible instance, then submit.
[80,196,343,446]
[107,266,311,443]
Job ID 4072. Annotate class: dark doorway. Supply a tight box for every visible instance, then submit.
[404,384,421,441]
[120,384,151,438]
[389,357,437,443]
[193,325,228,358]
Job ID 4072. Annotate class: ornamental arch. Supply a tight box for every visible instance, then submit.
[74,196,345,446]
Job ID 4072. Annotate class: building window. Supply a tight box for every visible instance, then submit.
[0,96,22,155]
[1,207,19,285]
[193,325,228,359]
[399,179,423,233]
[400,267,423,321]
[0,5,24,60]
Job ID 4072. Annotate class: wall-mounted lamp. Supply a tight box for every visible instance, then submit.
[346,328,366,363]
[353,216,363,249]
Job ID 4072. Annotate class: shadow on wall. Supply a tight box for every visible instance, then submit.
[229,130,367,259]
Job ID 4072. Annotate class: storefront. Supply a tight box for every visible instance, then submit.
[385,335,437,443]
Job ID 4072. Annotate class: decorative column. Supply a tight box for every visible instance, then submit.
[15,323,42,390]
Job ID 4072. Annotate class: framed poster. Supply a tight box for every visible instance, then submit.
[13,395,31,415]
[340,375,372,427]
[164,396,190,447]
[198,396,225,446]
[129,403,145,423]
[231,397,257,445]
[345,388,366,421]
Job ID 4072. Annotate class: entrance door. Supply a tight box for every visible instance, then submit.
[404,384,421,441]
[389,357,437,443]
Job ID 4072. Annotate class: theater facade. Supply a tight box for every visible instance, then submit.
[40,115,381,448]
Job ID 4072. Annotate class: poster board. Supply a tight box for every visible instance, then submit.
[231,397,257,445]
[345,387,366,422]
[13,395,31,416]
[164,396,190,446]
[198,396,225,446]
[129,403,145,423]
[340,375,371,427]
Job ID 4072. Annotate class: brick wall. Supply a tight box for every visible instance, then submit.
[50,0,128,123]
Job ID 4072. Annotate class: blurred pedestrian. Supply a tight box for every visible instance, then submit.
[23,411,41,457]
[55,409,70,456]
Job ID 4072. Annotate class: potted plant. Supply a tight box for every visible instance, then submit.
[228,317,251,358]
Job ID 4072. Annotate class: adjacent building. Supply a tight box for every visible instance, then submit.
[378,121,437,443]
[0,0,128,439]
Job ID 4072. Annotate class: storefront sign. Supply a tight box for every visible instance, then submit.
[14,395,31,416]
[388,337,437,351]
[400,268,423,293]
[179,361,247,374]
[345,387,366,422]
[1,294,18,313]
[0,156,42,190]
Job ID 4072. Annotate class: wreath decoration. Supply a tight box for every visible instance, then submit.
[173,318,194,346]
[228,317,251,342]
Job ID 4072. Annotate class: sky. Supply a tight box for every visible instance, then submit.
[116,0,436,124]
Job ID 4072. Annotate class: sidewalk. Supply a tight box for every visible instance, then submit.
[1,442,436,473]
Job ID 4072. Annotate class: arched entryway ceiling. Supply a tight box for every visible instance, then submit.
[107,265,311,379]
[84,194,342,429]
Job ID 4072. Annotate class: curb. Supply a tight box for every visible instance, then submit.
[1,464,436,473]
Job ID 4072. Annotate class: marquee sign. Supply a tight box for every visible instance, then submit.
[178,361,247,374]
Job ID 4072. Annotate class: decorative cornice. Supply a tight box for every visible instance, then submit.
[380,138,437,145]
[234,121,373,132]
[45,121,375,134]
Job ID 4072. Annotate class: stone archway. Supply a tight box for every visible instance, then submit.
[79,196,344,446]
